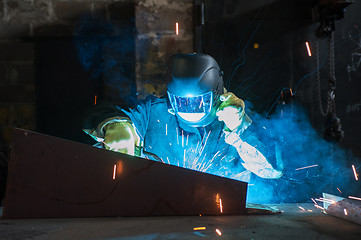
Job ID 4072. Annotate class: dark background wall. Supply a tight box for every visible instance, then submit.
[200,0,361,158]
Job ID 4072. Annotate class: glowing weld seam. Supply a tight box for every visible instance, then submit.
[295,164,318,171]
[352,165,358,180]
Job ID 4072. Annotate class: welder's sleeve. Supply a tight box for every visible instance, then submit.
[217,92,282,179]
[224,128,283,179]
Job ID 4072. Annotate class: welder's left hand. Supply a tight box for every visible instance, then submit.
[216,92,246,131]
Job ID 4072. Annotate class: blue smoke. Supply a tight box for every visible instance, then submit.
[74,14,137,105]
[245,103,360,203]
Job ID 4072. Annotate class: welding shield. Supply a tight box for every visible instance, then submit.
[168,91,213,123]
[166,53,224,127]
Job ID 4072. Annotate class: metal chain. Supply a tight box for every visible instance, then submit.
[316,32,337,116]
[316,39,326,116]
[328,31,336,114]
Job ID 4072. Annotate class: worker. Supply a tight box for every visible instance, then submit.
[83,53,282,182]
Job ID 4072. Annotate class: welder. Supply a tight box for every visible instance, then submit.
[84,53,282,182]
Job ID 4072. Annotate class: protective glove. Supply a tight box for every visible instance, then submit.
[216,92,249,131]
[102,120,141,156]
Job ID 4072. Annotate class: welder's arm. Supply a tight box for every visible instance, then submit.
[216,92,282,179]
[224,131,282,178]
[83,117,141,156]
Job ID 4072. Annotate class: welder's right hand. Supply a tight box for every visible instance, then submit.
[103,121,140,156]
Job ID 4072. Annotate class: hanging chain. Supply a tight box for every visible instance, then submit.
[327,31,337,115]
[316,39,326,116]
[316,32,337,116]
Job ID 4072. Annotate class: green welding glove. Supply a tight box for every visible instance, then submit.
[103,120,141,156]
[216,92,250,132]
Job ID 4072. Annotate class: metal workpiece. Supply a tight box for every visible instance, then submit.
[323,193,361,226]
[3,128,247,219]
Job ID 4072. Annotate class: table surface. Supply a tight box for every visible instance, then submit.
[1,203,361,240]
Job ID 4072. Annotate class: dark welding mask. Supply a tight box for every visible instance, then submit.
[166,53,224,127]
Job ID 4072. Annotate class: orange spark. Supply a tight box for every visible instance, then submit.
[94,95,97,105]
[352,165,358,180]
[220,198,223,213]
[337,188,342,194]
[298,206,305,211]
[314,204,324,210]
[175,22,179,35]
[349,196,361,201]
[305,42,312,56]
[193,227,206,231]
[216,229,222,236]
[344,209,348,215]
[112,164,117,180]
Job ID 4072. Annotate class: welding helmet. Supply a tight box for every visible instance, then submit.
[166,53,224,127]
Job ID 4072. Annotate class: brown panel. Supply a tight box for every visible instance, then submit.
[3,128,247,219]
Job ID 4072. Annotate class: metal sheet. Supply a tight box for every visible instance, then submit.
[323,193,361,226]
[3,128,247,219]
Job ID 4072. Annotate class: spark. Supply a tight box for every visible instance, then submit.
[176,127,179,145]
[184,149,186,167]
[344,209,348,215]
[337,188,342,194]
[216,229,222,236]
[308,210,313,212]
[315,198,335,204]
[220,198,223,213]
[352,165,358,180]
[314,204,324,210]
[295,164,318,171]
[298,206,305,211]
[182,130,184,147]
[165,124,168,135]
[186,134,189,145]
[193,227,206,231]
[305,41,312,56]
[112,164,117,180]
[175,22,179,35]
[94,95,97,105]
[311,198,317,204]
[199,98,203,109]
[349,196,361,201]
[157,119,160,122]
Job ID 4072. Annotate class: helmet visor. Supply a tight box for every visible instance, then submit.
[168,91,213,122]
